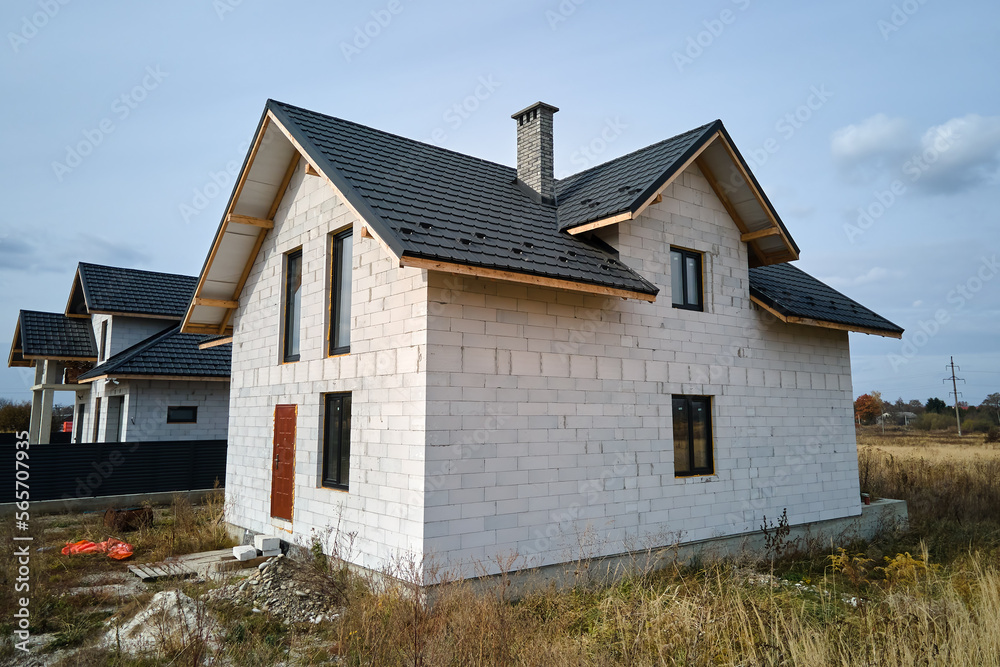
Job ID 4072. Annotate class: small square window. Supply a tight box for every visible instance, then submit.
[672,395,713,476]
[322,393,352,490]
[670,248,703,311]
[167,406,198,424]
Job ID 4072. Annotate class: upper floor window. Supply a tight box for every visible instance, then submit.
[672,395,713,476]
[670,247,703,311]
[329,230,353,356]
[283,249,303,362]
[99,320,108,361]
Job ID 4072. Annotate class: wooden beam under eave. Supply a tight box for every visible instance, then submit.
[199,336,233,350]
[183,323,230,335]
[304,163,320,176]
[565,211,634,236]
[194,298,239,309]
[715,135,799,261]
[741,227,781,242]
[226,213,274,229]
[400,256,657,302]
[750,296,902,339]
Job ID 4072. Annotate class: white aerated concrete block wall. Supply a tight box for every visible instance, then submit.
[422,163,859,576]
[225,161,428,574]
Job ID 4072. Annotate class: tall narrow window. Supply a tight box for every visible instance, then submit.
[672,395,713,476]
[75,404,86,443]
[670,248,703,311]
[322,393,352,490]
[99,320,108,361]
[92,397,102,443]
[283,249,303,362]
[329,231,353,355]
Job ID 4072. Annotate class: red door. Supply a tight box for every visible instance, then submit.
[270,404,296,521]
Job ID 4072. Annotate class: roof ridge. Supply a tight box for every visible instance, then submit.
[77,262,197,281]
[269,100,517,175]
[556,120,720,187]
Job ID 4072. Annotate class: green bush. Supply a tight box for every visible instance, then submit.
[986,427,1000,444]
[962,419,994,434]
[914,413,954,431]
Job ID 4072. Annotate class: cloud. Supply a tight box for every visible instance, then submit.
[830,113,1000,194]
[820,266,892,289]
[0,226,149,275]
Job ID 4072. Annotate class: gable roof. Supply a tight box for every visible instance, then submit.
[277,102,660,294]
[77,325,231,382]
[8,310,99,367]
[181,100,886,339]
[749,264,903,338]
[66,263,198,319]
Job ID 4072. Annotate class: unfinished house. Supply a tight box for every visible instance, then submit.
[8,262,231,443]
[181,100,903,579]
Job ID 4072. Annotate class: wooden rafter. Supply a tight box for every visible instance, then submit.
[226,214,274,229]
[400,256,656,302]
[741,227,781,242]
[751,296,901,339]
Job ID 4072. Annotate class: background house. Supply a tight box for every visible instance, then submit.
[183,100,903,579]
[9,262,231,443]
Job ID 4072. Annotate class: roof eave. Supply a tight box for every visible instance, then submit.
[750,294,903,339]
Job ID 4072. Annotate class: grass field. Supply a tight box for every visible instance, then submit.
[2,428,999,665]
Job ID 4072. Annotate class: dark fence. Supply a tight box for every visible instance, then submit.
[5,439,227,503]
[1,431,72,445]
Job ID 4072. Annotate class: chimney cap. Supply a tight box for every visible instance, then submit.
[511,101,560,121]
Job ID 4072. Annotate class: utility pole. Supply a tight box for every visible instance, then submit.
[944,356,965,436]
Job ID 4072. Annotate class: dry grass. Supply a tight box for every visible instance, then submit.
[7,430,1000,665]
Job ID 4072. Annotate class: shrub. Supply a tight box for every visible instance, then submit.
[913,413,954,431]
[986,426,1000,444]
[962,418,994,433]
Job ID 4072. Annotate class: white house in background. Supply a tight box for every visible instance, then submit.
[182,100,903,580]
[8,262,231,443]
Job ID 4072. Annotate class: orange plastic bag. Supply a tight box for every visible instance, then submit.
[61,538,133,560]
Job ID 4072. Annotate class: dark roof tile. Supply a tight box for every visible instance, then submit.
[78,263,197,318]
[17,310,97,359]
[78,325,231,380]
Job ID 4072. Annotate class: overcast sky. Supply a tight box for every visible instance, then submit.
[1,0,997,406]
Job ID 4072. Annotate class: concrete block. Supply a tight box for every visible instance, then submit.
[233,545,257,561]
[254,535,280,552]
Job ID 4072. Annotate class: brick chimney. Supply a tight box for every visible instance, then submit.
[512,102,559,204]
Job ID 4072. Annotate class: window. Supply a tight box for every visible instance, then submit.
[75,404,86,443]
[329,230,353,355]
[93,397,102,442]
[283,249,303,362]
[672,395,713,476]
[322,393,352,490]
[670,248,703,311]
[99,320,108,361]
[167,406,198,424]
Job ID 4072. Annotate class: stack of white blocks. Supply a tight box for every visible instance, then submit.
[232,535,282,561]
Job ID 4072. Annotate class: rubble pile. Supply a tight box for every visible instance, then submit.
[207,554,343,624]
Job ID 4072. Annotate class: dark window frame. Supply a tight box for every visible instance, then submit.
[321,392,352,490]
[672,395,714,477]
[75,403,86,443]
[99,320,108,361]
[283,248,303,363]
[328,230,353,356]
[670,247,704,311]
[167,406,198,424]
[92,397,102,442]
